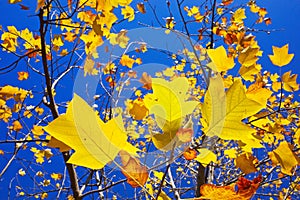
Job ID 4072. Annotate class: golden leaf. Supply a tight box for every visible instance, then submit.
[268,44,294,67]
[202,75,264,144]
[269,141,300,175]
[144,77,199,151]
[282,71,299,92]
[207,46,235,72]
[44,94,138,169]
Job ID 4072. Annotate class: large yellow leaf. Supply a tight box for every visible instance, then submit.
[144,77,199,151]
[202,75,264,144]
[207,46,235,72]
[268,44,294,67]
[44,94,138,169]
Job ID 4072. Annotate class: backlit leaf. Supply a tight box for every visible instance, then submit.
[144,77,199,151]
[202,75,264,144]
[17,71,29,80]
[282,71,299,92]
[44,94,138,169]
[268,44,294,67]
[207,46,235,72]
[269,141,300,175]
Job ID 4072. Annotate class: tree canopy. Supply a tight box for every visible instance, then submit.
[0,0,299,199]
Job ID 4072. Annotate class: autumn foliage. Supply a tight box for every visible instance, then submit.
[0,0,299,199]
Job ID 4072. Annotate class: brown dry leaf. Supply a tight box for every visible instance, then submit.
[119,150,148,188]
[139,72,152,90]
[47,137,72,152]
[127,98,149,120]
[137,3,146,14]
[235,153,258,174]
[236,175,262,199]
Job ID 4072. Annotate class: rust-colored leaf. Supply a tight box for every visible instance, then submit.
[235,153,258,174]
[120,151,148,188]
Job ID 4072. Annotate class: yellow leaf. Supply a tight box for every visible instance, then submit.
[120,54,135,68]
[109,29,129,48]
[9,0,22,3]
[195,148,217,167]
[239,64,261,82]
[238,47,259,67]
[232,8,246,23]
[153,170,164,181]
[163,68,175,77]
[44,94,138,169]
[121,6,135,22]
[83,55,98,76]
[12,120,23,132]
[246,82,272,106]
[202,75,264,144]
[224,149,237,159]
[51,173,62,180]
[35,107,44,115]
[17,71,29,81]
[270,141,300,175]
[268,44,294,67]
[18,168,26,176]
[53,36,64,47]
[126,98,149,120]
[282,71,299,92]
[32,125,44,136]
[144,77,199,151]
[207,46,235,72]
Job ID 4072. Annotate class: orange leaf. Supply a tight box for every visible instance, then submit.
[197,184,247,200]
[12,120,23,132]
[17,71,29,81]
[119,151,148,188]
[137,3,146,14]
[120,54,135,68]
[183,148,197,160]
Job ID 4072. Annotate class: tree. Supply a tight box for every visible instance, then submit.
[0,0,299,199]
